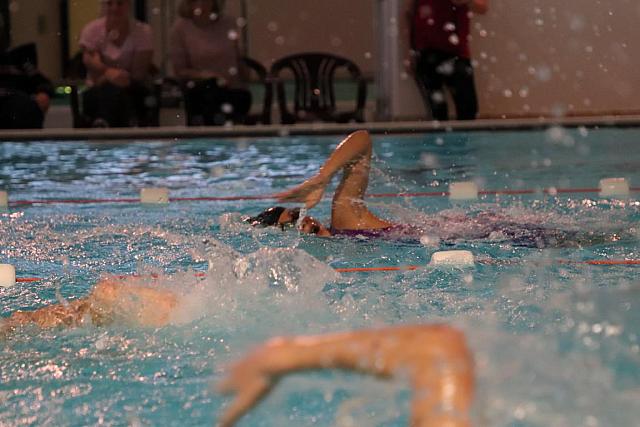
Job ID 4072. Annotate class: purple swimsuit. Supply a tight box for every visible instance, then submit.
[329,224,421,240]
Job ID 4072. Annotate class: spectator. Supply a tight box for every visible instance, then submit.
[169,0,251,126]
[79,0,156,127]
[0,43,53,129]
[407,0,487,121]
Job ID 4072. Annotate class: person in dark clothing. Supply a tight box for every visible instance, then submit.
[169,0,252,126]
[0,44,54,129]
[407,0,487,121]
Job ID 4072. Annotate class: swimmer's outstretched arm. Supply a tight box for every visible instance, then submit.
[1,277,178,338]
[217,324,474,427]
[275,130,373,209]
[0,297,92,338]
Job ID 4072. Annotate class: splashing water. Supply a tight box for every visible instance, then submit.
[1,129,639,426]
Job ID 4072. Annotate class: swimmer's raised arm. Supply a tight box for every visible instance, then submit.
[275,130,391,230]
[217,324,474,427]
[275,130,373,209]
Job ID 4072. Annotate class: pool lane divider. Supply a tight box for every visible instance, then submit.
[9,258,640,285]
[335,258,640,272]
[2,178,638,207]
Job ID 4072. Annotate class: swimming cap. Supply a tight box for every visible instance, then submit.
[246,207,300,228]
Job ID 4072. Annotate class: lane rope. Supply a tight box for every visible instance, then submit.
[13,259,640,282]
[6,186,640,207]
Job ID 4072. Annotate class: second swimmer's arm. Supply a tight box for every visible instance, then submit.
[1,278,179,338]
[1,297,92,337]
[217,325,474,427]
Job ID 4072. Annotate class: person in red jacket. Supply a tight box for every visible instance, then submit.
[407,0,488,120]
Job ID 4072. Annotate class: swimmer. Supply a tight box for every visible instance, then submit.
[247,130,395,237]
[248,130,626,247]
[0,276,178,338]
[217,324,474,427]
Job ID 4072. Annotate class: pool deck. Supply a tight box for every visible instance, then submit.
[2,114,640,141]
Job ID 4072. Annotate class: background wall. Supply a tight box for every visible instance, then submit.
[243,0,375,76]
[8,0,62,79]
[470,0,640,118]
[67,1,101,58]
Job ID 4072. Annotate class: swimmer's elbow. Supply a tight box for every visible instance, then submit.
[350,129,370,138]
[346,130,372,153]
[350,130,371,144]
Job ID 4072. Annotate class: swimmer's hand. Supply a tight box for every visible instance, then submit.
[274,174,328,209]
[216,342,282,427]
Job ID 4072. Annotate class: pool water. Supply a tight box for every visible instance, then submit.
[1,127,639,426]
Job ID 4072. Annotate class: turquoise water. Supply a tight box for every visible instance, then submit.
[1,127,639,426]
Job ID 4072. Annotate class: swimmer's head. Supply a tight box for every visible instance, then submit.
[246,206,300,229]
[246,207,331,236]
[298,216,331,237]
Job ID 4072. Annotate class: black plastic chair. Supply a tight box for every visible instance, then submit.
[269,52,367,124]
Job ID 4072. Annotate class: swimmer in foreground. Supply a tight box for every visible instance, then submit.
[0,276,178,338]
[217,324,474,427]
[2,281,475,426]
[247,130,394,237]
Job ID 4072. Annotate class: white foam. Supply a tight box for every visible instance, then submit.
[0,264,16,288]
[0,191,7,208]
[169,246,340,328]
[429,250,475,267]
[449,181,479,200]
[140,187,169,204]
[598,178,629,197]
[296,207,308,230]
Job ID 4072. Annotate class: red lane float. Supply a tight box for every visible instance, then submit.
[13,258,640,282]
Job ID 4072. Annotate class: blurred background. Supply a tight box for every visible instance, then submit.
[2,0,640,124]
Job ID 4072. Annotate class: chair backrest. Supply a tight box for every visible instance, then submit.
[1,43,38,71]
[269,52,364,124]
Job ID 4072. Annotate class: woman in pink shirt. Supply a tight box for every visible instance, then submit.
[169,0,251,126]
[79,0,156,127]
